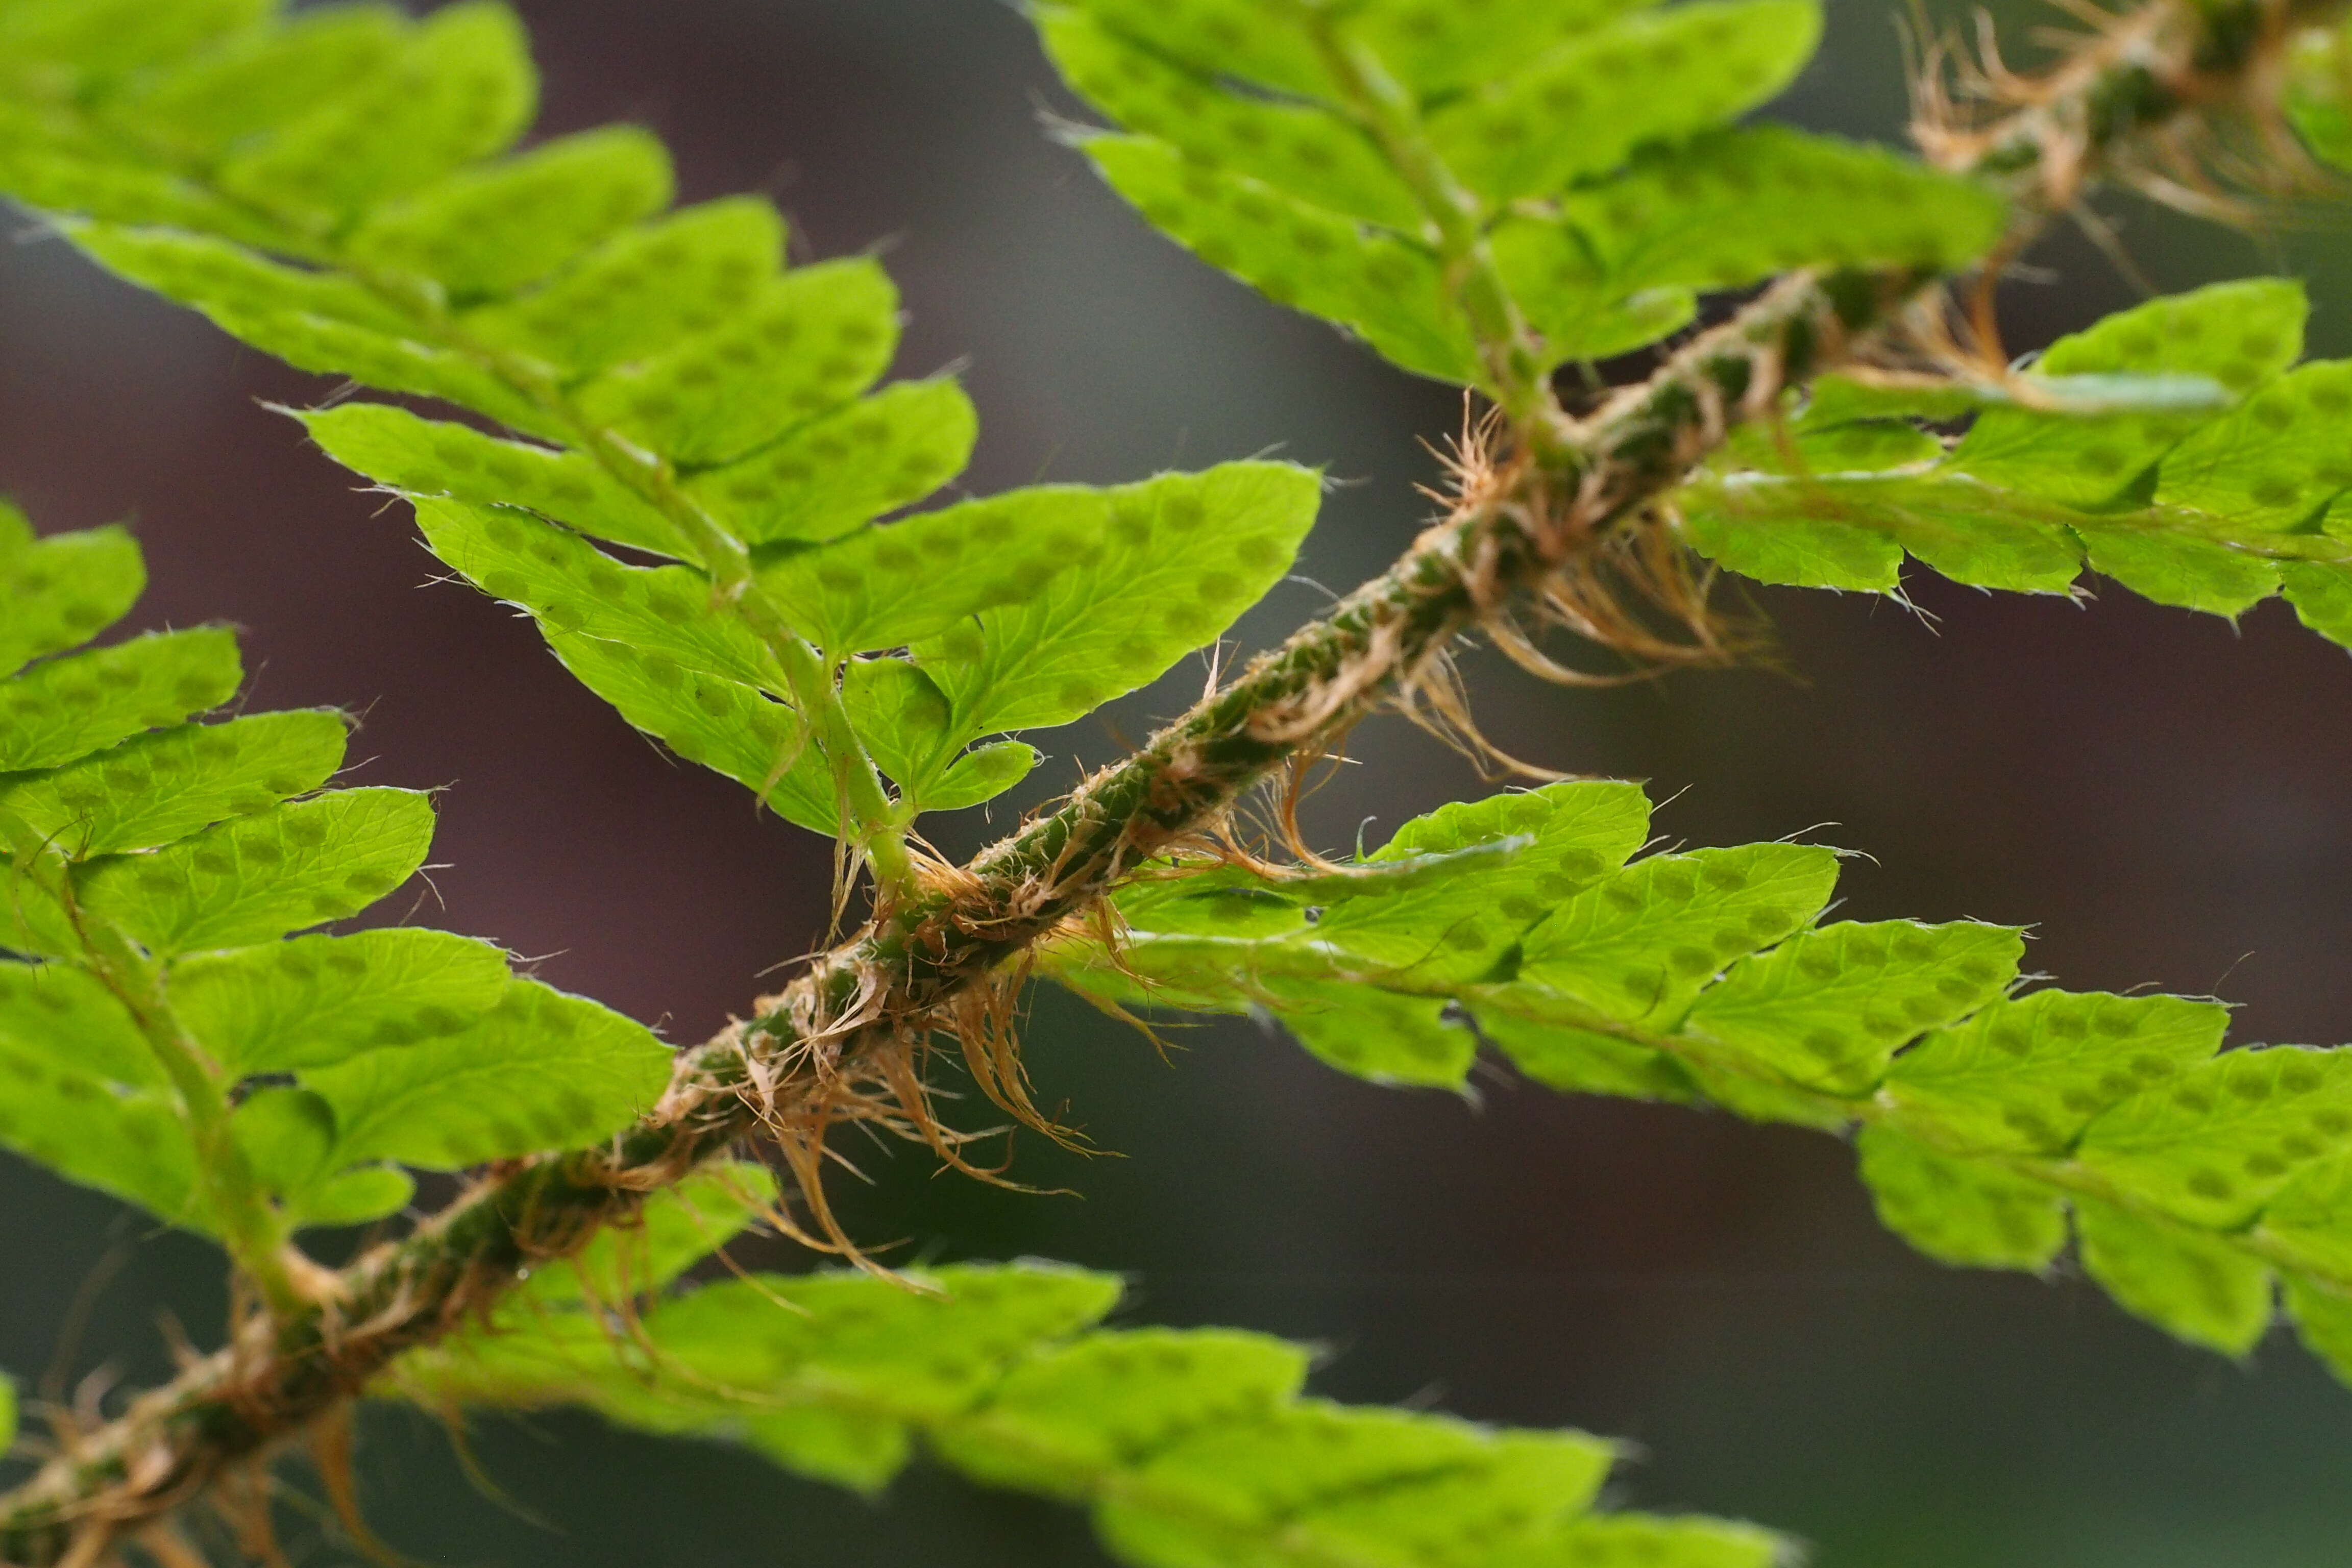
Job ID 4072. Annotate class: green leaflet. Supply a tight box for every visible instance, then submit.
[458,194,787,378]
[169,928,514,1076]
[0,960,158,1088]
[350,126,674,301]
[400,1257,1766,1565]
[96,4,408,162]
[1952,279,2307,505]
[0,522,144,678]
[0,1030,195,1221]
[1426,0,1822,206]
[0,1367,13,1454]
[516,1162,779,1311]
[0,627,241,773]
[211,2,536,232]
[1855,1124,2067,1271]
[1878,990,2230,1156]
[541,630,835,835]
[1037,7,1422,230]
[75,787,435,956]
[1678,279,2352,637]
[685,378,978,547]
[2287,23,2352,170]
[0,708,348,860]
[1517,844,1841,1024]
[1342,0,1659,97]
[931,1328,1312,1500]
[1062,0,1333,102]
[0,0,271,82]
[303,976,671,1169]
[300,403,691,561]
[573,260,900,469]
[1260,981,1475,1088]
[2073,1198,2274,1354]
[1082,135,1483,385]
[755,484,1111,654]
[1041,780,2352,1376]
[412,500,785,693]
[1093,1405,1615,1567]
[2260,1153,2352,1282]
[2154,361,2352,528]
[1315,780,1652,983]
[2074,1046,2352,1230]
[1680,920,2024,1096]
[1562,126,2008,292]
[912,463,1321,741]
[1043,0,1998,382]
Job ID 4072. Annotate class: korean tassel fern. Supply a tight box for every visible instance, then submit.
[4,0,2352,1562]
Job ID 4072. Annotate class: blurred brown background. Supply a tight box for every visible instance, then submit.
[6,1,2352,1562]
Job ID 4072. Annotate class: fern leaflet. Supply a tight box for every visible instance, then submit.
[1042,780,2352,1370]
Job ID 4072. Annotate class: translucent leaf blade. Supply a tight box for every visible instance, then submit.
[301,403,693,561]
[573,259,900,469]
[0,708,348,860]
[913,463,1320,737]
[1428,0,1821,204]
[350,125,673,300]
[687,378,977,547]
[1083,135,1482,384]
[170,927,514,1076]
[1517,844,1841,1023]
[306,977,671,1168]
[1855,1123,2067,1270]
[0,627,241,773]
[76,786,435,955]
[1680,919,2023,1095]
[0,524,145,679]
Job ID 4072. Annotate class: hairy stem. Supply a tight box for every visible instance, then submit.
[0,0,2305,1551]
[0,265,1905,1561]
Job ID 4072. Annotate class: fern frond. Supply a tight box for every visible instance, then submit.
[0,507,670,1278]
[391,1184,1783,1568]
[1678,278,2352,635]
[1038,0,2005,390]
[1041,779,2352,1375]
[0,0,1329,877]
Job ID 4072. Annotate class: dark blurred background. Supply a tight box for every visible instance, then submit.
[7,1,2352,1562]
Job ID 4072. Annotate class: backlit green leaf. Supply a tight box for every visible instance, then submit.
[305,976,671,1169]
[914,463,1320,739]
[301,399,693,561]
[0,627,241,773]
[350,125,672,300]
[755,486,1108,655]
[171,928,513,1076]
[1854,1123,2067,1270]
[541,630,833,835]
[0,523,145,679]
[212,1,536,231]
[1517,843,1840,1023]
[459,195,786,377]
[1083,135,1482,384]
[686,378,976,547]
[1880,990,2227,1155]
[414,499,784,692]
[0,708,348,859]
[76,787,434,954]
[1428,0,1821,205]
[2073,1197,2273,1354]
[574,260,899,469]
[1681,919,2023,1094]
